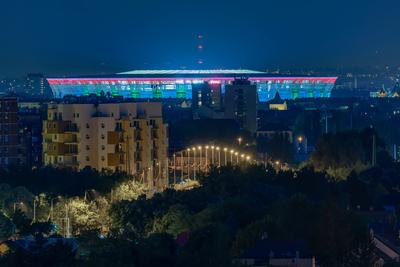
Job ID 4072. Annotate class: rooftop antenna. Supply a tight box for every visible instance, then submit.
[197,35,204,66]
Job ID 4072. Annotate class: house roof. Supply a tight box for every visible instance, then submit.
[240,240,311,259]
[267,92,286,104]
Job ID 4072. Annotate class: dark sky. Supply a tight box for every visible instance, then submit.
[1,0,400,77]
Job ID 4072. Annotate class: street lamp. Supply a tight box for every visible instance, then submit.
[235,152,239,164]
[192,147,196,179]
[211,146,215,165]
[216,147,221,167]
[230,150,234,163]
[224,148,228,165]
[198,146,202,167]
[13,202,23,213]
[181,151,184,180]
[246,155,251,163]
[275,160,281,170]
[33,198,37,223]
[205,146,209,168]
[297,135,305,154]
[237,137,243,146]
[186,148,191,179]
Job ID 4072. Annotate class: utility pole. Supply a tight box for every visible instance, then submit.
[173,154,176,184]
[181,151,184,181]
[65,203,70,238]
[193,148,197,180]
[33,198,37,223]
[50,199,54,221]
[187,149,190,180]
[211,146,215,165]
[224,148,227,165]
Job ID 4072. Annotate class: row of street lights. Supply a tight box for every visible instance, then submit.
[172,145,253,182]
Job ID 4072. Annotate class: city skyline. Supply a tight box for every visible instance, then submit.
[2,0,400,77]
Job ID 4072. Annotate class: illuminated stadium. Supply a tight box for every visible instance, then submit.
[47,70,337,102]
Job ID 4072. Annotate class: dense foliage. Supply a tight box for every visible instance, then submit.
[310,128,386,179]
[0,158,399,266]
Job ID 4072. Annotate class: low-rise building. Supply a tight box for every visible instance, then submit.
[235,240,315,267]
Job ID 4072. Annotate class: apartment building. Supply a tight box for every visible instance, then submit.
[0,96,27,167]
[43,102,168,188]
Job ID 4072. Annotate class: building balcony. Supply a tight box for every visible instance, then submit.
[45,143,78,156]
[107,131,124,144]
[108,153,125,166]
[45,121,77,134]
[64,123,78,133]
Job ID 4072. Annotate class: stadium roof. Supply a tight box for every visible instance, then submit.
[117,69,266,75]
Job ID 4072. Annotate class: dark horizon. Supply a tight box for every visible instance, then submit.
[2,0,400,77]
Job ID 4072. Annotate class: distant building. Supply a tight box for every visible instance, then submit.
[42,102,169,188]
[24,74,52,98]
[192,82,212,110]
[19,101,45,168]
[235,239,315,267]
[267,92,288,111]
[224,79,257,133]
[370,81,400,98]
[0,97,26,167]
[256,122,293,143]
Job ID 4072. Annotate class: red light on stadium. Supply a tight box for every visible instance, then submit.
[209,80,221,84]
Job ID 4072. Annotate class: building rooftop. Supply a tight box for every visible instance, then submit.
[118,69,266,75]
[240,239,311,259]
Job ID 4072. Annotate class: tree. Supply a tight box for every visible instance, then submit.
[152,204,192,237]
[135,233,176,267]
[54,197,102,235]
[10,236,77,267]
[10,209,31,236]
[78,230,136,266]
[310,130,373,179]
[0,212,14,241]
[257,133,294,163]
[109,195,154,239]
[112,180,147,202]
[311,201,374,267]
[177,224,233,267]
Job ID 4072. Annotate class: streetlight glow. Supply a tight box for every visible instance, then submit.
[237,137,242,146]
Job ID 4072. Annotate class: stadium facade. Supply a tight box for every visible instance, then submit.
[47,70,337,102]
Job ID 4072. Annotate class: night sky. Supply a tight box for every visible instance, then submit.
[1,0,400,77]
